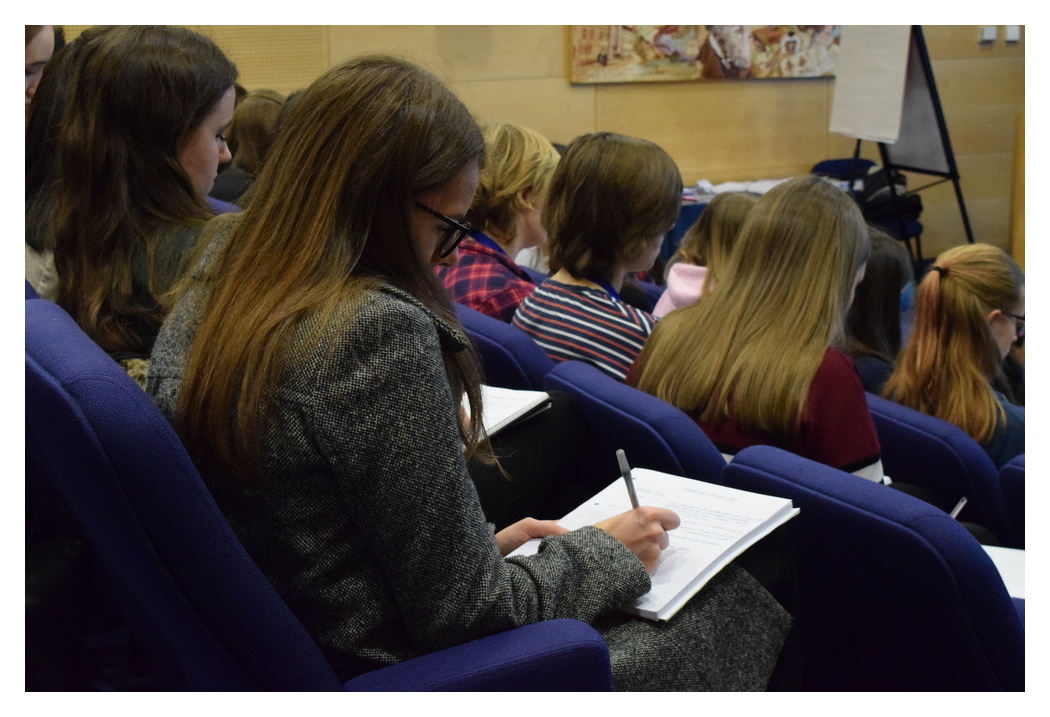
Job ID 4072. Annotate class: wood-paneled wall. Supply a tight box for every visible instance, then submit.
[62,25,1024,261]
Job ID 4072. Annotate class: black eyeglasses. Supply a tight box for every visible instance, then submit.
[1005,312,1025,334]
[414,202,471,258]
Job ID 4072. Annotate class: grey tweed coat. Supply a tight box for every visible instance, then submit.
[147,233,789,690]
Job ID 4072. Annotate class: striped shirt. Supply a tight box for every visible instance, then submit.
[512,279,656,381]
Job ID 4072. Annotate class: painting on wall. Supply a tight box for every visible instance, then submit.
[570,26,841,84]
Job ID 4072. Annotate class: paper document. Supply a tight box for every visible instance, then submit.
[511,468,798,621]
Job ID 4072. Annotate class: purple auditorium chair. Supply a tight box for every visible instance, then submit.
[206,196,241,215]
[456,303,555,391]
[542,359,726,485]
[865,392,1020,548]
[999,454,1025,550]
[723,445,1024,691]
[25,298,611,691]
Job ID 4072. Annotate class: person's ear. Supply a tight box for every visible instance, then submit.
[987,308,1004,323]
[517,188,535,210]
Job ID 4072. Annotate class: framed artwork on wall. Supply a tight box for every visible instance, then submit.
[570,25,841,84]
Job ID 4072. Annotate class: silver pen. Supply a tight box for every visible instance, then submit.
[616,449,640,510]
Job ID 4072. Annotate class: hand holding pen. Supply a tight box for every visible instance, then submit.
[594,449,680,571]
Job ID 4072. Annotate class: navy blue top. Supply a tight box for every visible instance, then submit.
[984,393,1025,469]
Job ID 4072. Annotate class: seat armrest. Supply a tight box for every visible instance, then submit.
[344,619,612,692]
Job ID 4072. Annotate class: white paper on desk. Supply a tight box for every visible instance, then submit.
[510,468,798,621]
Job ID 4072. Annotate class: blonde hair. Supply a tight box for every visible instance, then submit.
[468,123,559,245]
[883,243,1023,444]
[670,191,758,297]
[632,175,870,445]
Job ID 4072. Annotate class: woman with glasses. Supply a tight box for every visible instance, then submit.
[513,132,682,381]
[630,175,885,482]
[883,243,1025,468]
[437,123,560,322]
[147,55,790,690]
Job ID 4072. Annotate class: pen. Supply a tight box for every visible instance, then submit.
[949,496,968,520]
[616,449,640,510]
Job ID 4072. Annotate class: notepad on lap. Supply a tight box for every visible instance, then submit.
[473,385,552,436]
[511,468,798,622]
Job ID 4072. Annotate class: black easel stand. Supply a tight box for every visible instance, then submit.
[844,27,975,265]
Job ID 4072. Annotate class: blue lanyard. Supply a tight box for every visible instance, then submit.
[589,277,621,302]
[470,230,508,257]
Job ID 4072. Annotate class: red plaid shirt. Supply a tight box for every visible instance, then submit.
[437,233,538,322]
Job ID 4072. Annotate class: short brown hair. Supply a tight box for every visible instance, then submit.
[228,89,285,174]
[544,132,682,280]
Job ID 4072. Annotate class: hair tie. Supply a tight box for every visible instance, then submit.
[932,266,948,278]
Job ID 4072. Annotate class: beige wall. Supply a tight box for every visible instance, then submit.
[62,25,1025,262]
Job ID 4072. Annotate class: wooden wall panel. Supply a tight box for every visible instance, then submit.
[328,25,564,83]
[593,78,834,185]
[922,25,1025,60]
[55,25,1024,264]
[453,78,595,147]
[1013,112,1024,271]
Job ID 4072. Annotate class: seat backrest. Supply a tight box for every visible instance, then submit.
[25,299,340,691]
[865,392,1018,547]
[999,454,1025,549]
[456,302,555,390]
[723,445,1024,691]
[542,360,725,484]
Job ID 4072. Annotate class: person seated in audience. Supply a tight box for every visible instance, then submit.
[630,175,885,483]
[25,25,56,126]
[653,191,758,318]
[26,26,110,302]
[210,89,285,204]
[843,226,915,393]
[512,132,682,381]
[30,26,237,381]
[883,243,1024,469]
[437,123,559,322]
[146,55,790,690]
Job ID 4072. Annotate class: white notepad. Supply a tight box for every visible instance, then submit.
[511,468,798,621]
[472,385,551,436]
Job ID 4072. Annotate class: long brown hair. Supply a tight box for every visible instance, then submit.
[46,26,237,355]
[844,226,914,363]
[883,243,1023,444]
[175,55,487,481]
[632,175,870,445]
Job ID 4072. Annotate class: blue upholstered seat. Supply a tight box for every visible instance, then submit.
[25,298,612,691]
[999,454,1025,550]
[723,445,1024,691]
[542,359,726,484]
[456,302,555,391]
[865,392,1020,548]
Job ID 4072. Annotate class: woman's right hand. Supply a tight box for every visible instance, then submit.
[594,506,681,571]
